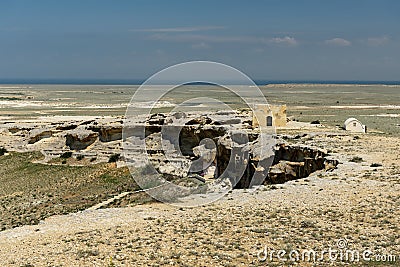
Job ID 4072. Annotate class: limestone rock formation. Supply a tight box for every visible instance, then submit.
[0,110,338,188]
[28,130,53,144]
[65,130,98,150]
[89,126,123,142]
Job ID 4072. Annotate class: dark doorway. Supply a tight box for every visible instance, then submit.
[266,116,273,126]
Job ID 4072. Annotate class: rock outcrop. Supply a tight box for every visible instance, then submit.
[0,111,338,187]
[123,112,338,188]
[28,130,53,144]
[268,144,339,184]
[65,130,98,150]
[89,126,123,142]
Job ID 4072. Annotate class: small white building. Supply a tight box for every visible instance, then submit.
[344,118,367,133]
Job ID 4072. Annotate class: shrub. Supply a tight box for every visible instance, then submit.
[76,155,84,161]
[100,173,119,184]
[370,163,382,167]
[60,152,73,159]
[108,153,120,163]
[0,147,7,156]
[350,156,363,163]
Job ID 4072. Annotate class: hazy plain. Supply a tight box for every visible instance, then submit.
[1,83,399,135]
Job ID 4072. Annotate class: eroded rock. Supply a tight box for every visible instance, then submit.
[65,130,98,150]
[28,130,53,144]
[0,111,339,188]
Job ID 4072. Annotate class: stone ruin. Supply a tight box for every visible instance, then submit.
[0,110,338,188]
[123,110,338,188]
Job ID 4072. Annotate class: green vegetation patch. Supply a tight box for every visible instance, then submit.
[0,151,146,231]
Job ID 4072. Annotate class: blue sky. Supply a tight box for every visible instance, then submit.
[0,0,399,81]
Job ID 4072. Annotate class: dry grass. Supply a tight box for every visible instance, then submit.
[0,151,144,230]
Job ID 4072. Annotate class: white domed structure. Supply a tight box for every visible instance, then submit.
[344,118,366,133]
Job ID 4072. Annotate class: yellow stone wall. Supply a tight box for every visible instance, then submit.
[252,104,287,127]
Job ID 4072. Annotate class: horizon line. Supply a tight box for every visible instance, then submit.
[0,78,400,86]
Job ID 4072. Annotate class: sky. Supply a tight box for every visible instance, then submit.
[0,0,399,81]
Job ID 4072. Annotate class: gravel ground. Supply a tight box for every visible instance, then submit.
[0,131,399,267]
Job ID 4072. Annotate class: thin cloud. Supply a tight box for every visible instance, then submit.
[325,38,352,46]
[269,36,298,46]
[148,33,298,46]
[367,36,390,46]
[148,33,252,43]
[130,26,225,33]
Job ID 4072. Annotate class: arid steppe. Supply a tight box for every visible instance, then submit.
[0,84,399,266]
